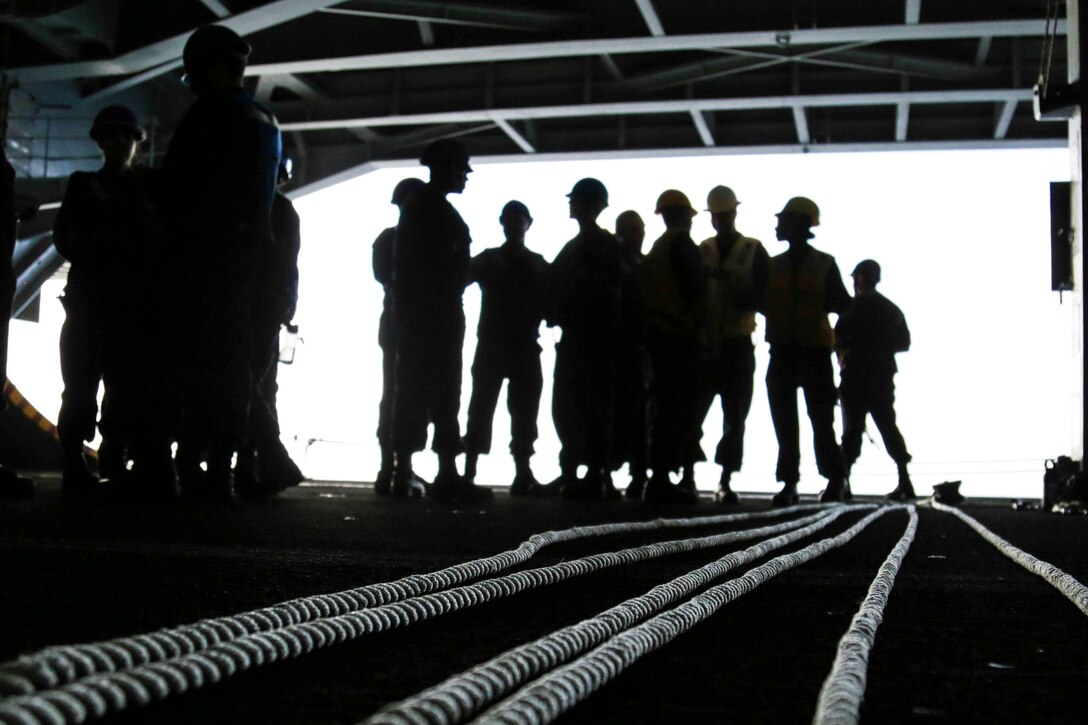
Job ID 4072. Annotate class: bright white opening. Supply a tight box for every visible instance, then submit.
[7,147,1073,499]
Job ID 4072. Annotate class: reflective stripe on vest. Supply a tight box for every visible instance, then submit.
[700,234,759,340]
[765,249,834,348]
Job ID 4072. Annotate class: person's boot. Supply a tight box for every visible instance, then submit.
[714,472,740,505]
[233,447,262,498]
[183,448,233,502]
[771,481,799,507]
[96,437,126,482]
[256,441,304,491]
[463,453,479,485]
[820,476,848,503]
[676,465,700,504]
[572,467,608,502]
[510,456,547,497]
[392,453,426,498]
[375,466,393,496]
[127,439,178,501]
[886,463,916,501]
[931,480,965,505]
[62,445,98,497]
[625,465,647,500]
[643,471,695,505]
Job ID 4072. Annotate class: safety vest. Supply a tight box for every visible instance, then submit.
[765,247,835,349]
[700,233,761,340]
[642,229,701,339]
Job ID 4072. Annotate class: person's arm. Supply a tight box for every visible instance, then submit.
[53,174,99,264]
[671,233,706,302]
[893,305,911,353]
[738,242,770,311]
[825,260,852,315]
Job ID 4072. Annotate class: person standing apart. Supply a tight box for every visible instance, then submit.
[835,259,915,500]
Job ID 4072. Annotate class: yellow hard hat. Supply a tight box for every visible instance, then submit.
[777,196,820,226]
[655,189,696,216]
[706,185,740,213]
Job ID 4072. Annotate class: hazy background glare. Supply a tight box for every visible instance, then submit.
[7,147,1074,499]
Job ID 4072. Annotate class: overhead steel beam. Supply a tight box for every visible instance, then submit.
[494,118,535,153]
[792,106,810,144]
[418,20,434,45]
[895,101,910,141]
[994,99,1018,139]
[905,0,921,25]
[8,0,347,83]
[316,1,581,32]
[635,0,665,37]
[244,19,1063,78]
[975,36,993,65]
[690,110,714,146]
[599,54,625,81]
[279,88,1035,132]
[197,0,231,19]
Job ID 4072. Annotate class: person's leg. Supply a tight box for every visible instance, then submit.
[57,305,103,492]
[715,340,756,504]
[508,348,543,494]
[766,352,800,506]
[800,352,847,502]
[463,345,504,484]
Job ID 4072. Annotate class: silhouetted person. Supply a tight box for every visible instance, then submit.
[236,159,305,497]
[835,259,915,500]
[392,139,490,503]
[694,186,769,505]
[547,178,630,501]
[0,147,34,499]
[612,209,651,499]
[641,190,706,505]
[463,201,549,496]
[372,177,425,495]
[764,197,851,506]
[161,25,281,500]
[53,106,159,494]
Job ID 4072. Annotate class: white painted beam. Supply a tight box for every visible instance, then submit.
[418,20,435,46]
[197,0,231,19]
[792,106,810,144]
[895,101,910,141]
[994,99,1018,139]
[905,0,921,24]
[975,36,993,65]
[494,118,535,153]
[635,0,665,36]
[279,89,1035,132]
[690,110,714,146]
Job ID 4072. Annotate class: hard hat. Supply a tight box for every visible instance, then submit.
[89,105,146,143]
[501,200,532,222]
[851,259,881,283]
[183,25,251,76]
[706,185,740,213]
[654,189,696,216]
[390,177,425,205]
[566,177,609,204]
[776,196,820,226]
[419,139,471,169]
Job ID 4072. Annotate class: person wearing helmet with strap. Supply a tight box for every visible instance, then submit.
[695,186,769,505]
[639,190,706,505]
[764,197,851,506]
[547,177,631,501]
[161,25,282,500]
[393,139,491,504]
[54,105,163,496]
[835,259,915,501]
[462,201,550,496]
[371,177,425,495]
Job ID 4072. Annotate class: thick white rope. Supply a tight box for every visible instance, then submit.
[365,505,869,725]
[811,506,918,725]
[930,501,1088,616]
[473,506,905,725]
[0,505,825,700]
[0,508,855,725]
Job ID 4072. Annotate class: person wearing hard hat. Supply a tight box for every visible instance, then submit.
[371,177,425,496]
[547,177,632,501]
[694,186,769,505]
[161,24,282,500]
[393,139,491,504]
[640,189,707,505]
[54,105,166,496]
[462,201,550,496]
[835,259,915,500]
[612,210,651,499]
[764,197,852,506]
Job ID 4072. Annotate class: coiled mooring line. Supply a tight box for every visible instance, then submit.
[0,505,825,703]
[0,507,843,725]
[366,506,870,725]
[812,506,918,725]
[471,506,904,725]
[930,501,1088,616]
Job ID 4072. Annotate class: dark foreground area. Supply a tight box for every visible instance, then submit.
[0,478,1084,724]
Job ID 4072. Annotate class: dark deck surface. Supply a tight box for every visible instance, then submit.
[0,478,1085,724]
